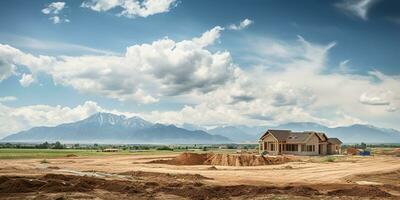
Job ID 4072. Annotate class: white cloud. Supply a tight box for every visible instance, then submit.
[139,36,400,130]
[42,2,69,24]
[359,91,391,105]
[50,16,61,24]
[1,25,399,131]
[0,26,235,104]
[228,18,254,30]
[42,2,65,15]
[0,101,104,138]
[0,96,17,102]
[335,0,379,21]
[19,73,35,87]
[4,35,116,55]
[81,0,177,18]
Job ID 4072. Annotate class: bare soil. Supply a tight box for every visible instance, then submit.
[0,173,395,200]
[0,152,399,199]
[151,152,292,166]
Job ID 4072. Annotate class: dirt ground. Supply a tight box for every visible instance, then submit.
[0,153,399,199]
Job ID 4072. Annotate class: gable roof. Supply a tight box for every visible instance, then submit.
[316,132,328,142]
[327,138,342,144]
[260,129,290,141]
[286,132,313,143]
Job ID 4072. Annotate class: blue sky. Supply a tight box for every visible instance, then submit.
[0,0,399,137]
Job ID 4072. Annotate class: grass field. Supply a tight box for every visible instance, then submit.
[0,148,180,159]
[0,148,244,159]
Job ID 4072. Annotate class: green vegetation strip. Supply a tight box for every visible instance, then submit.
[0,148,179,159]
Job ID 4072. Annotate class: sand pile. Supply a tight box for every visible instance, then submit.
[168,152,208,165]
[157,152,291,166]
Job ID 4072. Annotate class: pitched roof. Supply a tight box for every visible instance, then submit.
[315,132,328,142]
[286,132,312,143]
[260,129,291,141]
[327,138,342,144]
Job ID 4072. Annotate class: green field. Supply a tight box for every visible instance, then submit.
[0,148,180,159]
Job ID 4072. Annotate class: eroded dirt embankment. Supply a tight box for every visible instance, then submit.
[150,152,293,166]
[0,172,396,200]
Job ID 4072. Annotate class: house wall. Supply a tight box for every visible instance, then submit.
[260,134,279,154]
[327,144,341,155]
[319,143,327,155]
[281,134,320,156]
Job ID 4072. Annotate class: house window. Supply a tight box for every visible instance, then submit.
[301,144,306,152]
[307,145,315,152]
[285,144,298,152]
[270,143,275,151]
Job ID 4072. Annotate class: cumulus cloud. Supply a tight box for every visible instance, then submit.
[228,18,253,30]
[0,26,235,103]
[0,96,17,102]
[42,2,69,24]
[0,101,103,137]
[335,0,380,21]
[1,25,399,131]
[42,2,65,14]
[139,36,400,130]
[81,0,177,18]
[359,91,391,105]
[19,73,35,87]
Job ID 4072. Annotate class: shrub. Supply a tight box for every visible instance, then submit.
[40,159,49,164]
[156,146,173,151]
[324,156,336,162]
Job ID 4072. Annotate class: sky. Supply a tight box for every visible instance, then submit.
[0,0,399,137]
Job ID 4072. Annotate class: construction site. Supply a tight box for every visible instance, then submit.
[0,149,399,200]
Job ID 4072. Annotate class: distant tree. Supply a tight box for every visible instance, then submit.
[202,146,207,151]
[156,146,173,151]
[53,141,64,149]
[360,142,367,150]
[36,142,50,149]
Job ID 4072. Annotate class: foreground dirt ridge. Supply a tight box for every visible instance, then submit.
[0,172,397,200]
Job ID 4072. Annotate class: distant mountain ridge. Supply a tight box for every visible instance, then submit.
[2,113,230,144]
[2,113,400,144]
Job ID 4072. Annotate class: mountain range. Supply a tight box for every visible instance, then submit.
[2,113,230,144]
[206,122,400,143]
[2,112,400,144]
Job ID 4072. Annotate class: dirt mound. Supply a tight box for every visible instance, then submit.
[156,152,291,166]
[0,178,46,193]
[327,185,392,197]
[346,147,359,155]
[157,184,321,199]
[169,152,208,165]
[204,153,290,166]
